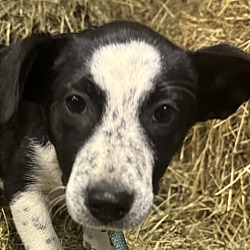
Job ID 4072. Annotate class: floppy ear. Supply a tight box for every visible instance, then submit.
[190,44,250,121]
[0,34,66,124]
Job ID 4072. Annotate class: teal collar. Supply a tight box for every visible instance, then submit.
[108,231,128,250]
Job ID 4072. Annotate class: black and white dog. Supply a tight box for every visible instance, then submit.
[0,21,249,249]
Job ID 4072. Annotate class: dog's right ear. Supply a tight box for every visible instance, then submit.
[0,34,66,124]
[190,44,250,121]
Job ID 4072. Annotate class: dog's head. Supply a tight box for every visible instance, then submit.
[0,21,249,230]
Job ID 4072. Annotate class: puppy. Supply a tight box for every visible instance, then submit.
[0,21,249,250]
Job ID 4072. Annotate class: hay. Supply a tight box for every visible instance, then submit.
[0,0,249,249]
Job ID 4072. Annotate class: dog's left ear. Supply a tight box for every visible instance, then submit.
[0,34,67,124]
[190,44,250,121]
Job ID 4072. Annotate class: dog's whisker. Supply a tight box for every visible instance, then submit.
[48,185,66,194]
[48,192,66,216]
[52,203,68,219]
[49,194,66,207]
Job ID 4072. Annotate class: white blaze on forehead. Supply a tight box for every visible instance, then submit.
[90,41,161,104]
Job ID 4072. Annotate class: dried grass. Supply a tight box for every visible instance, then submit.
[0,0,249,249]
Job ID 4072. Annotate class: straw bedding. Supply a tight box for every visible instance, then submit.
[0,0,249,249]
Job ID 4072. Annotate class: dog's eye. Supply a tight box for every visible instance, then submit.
[153,104,174,123]
[66,95,87,113]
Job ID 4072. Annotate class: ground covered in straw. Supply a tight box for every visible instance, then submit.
[0,0,249,249]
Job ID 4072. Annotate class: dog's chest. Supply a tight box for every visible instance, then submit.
[30,142,63,193]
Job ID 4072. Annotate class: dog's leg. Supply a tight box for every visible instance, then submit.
[10,190,62,250]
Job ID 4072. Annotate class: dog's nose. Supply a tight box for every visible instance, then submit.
[85,185,134,223]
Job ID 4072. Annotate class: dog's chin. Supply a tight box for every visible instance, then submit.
[66,190,154,231]
[84,217,144,231]
[72,215,147,231]
[67,206,152,231]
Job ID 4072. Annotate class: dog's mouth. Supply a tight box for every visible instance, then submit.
[68,204,152,231]
[90,210,149,230]
[65,191,154,231]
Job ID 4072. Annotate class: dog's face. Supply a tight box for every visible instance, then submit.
[0,21,249,230]
[43,25,197,229]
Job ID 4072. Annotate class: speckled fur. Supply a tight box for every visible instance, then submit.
[10,141,63,249]
[10,191,62,250]
[66,41,160,229]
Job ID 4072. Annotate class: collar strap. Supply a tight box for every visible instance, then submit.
[108,231,128,250]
